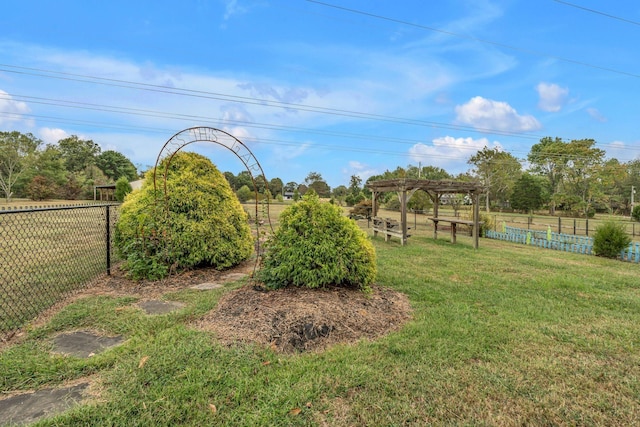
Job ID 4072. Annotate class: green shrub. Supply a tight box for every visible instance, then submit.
[257,192,376,292]
[114,176,132,202]
[115,152,254,280]
[593,221,631,259]
[26,175,57,200]
[632,205,640,222]
[236,185,253,203]
[349,199,372,219]
[479,213,495,236]
[462,211,494,236]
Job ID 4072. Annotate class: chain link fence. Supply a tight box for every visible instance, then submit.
[0,204,119,338]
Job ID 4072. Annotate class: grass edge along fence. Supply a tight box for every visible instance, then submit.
[486,225,640,263]
[0,203,119,336]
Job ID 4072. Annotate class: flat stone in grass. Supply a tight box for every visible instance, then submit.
[221,272,248,282]
[0,382,88,426]
[138,300,185,315]
[190,282,224,290]
[53,331,124,358]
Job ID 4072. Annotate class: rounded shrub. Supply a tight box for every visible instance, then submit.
[632,205,640,222]
[114,176,132,202]
[257,192,376,292]
[115,152,253,280]
[593,220,631,259]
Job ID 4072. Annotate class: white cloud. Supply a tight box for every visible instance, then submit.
[270,142,311,162]
[606,140,633,162]
[237,82,310,105]
[455,96,541,132]
[536,82,569,112]
[343,160,378,183]
[409,136,502,170]
[219,104,256,142]
[0,90,30,126]
[223,0,248,20]
[587,107,607,123]
[39,127,69,144]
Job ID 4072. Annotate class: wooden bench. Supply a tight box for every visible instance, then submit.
[428,217,482,244]
[372,217,411,244]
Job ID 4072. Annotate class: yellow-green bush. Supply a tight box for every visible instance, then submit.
[257,192,376,291]
[115,152,253,280]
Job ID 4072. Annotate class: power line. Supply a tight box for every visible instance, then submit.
[0,64,544,140]
[2,91,636,158]
[552,0,640,26]
[0,92,545,151]
[0,111,477,162]
[3,110,635,168]
[305,0,640,79]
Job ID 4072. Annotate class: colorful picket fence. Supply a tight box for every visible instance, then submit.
[485,225,640,263]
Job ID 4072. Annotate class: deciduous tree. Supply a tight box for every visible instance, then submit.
[510,173,544,214]
[0,131,41,202]
[58,135,101,173]
[468,147,522,212]
[268,177,283,198]
[527,137,568,215]
[96,150,137,181]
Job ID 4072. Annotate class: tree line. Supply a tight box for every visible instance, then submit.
[4,129,638,217]
[468,138,639,217]
[0,131,138,202]
[224,137,640,218]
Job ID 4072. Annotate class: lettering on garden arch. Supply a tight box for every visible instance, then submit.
[153,126,274,279]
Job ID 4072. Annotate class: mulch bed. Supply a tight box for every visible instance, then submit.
[3,261,412,354]
[195,283,412,353]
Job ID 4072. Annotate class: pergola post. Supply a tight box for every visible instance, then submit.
[400,188,407,246]
[433,194,440,240]
[372,191,379,238]
[473,192,480,249]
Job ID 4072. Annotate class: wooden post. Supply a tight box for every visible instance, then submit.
[433,194,440,240]
[473,192,480,249]
[372,191,379,238]
[401,189,407,246]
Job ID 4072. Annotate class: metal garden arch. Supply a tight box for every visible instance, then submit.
[152,126,273,278]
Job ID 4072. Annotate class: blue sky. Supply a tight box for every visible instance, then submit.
[1,0,639,188]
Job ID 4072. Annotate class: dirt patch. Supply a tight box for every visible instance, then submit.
[3,260,412,354]
[194,284,412,353]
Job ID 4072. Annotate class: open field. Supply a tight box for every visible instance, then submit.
[0,199,101,210]
[0,204,117,333]
[368,205,640,242]
[2,219,639,425]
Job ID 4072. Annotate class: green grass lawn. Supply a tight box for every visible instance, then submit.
[0,204,116,333]
[2,231,640,425]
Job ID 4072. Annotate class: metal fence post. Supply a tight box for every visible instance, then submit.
[558,216,561,234]
[106,205,111,276]
[586,219,589,237]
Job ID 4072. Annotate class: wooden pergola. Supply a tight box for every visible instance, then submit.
[366,178,485,248]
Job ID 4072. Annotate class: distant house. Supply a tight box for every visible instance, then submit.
[283,192,295,200]
[130,179,144,191]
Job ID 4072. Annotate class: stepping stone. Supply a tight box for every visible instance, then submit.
[138,300,185,315]
[190,282,224,290]
[221,273,248,282]
[53,331,124,358]
[0,382,88,426]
